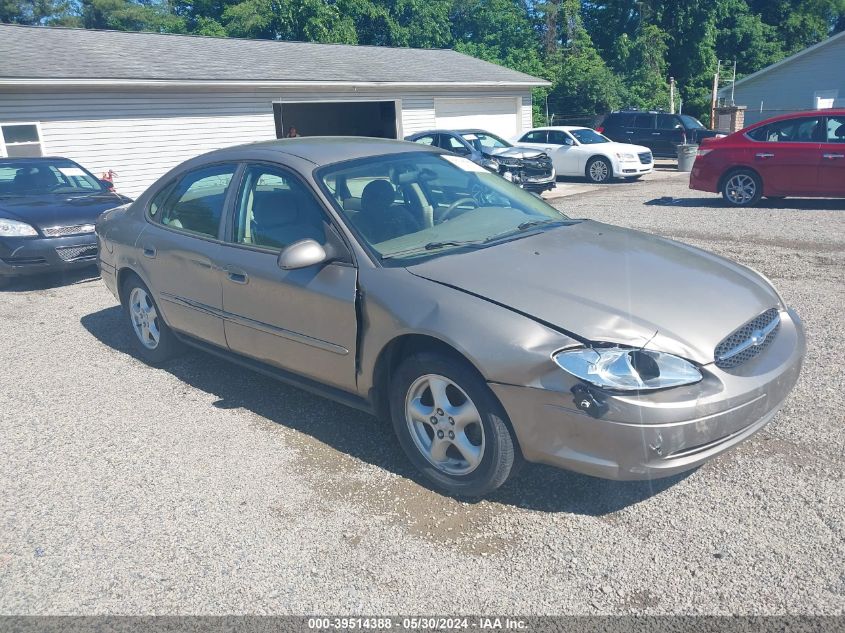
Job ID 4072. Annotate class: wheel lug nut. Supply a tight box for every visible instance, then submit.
[436,408,444,416]
[437,430,444,439]
[448,431,455,439]
[430,416,438,424]
[449,417,455,425]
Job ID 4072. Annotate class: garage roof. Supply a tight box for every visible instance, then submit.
[0,24,549,87]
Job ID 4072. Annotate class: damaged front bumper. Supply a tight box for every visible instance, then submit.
[489,308,805,480]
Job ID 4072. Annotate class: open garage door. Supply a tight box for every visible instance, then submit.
[435,97,520,138]
[274,101,398,139]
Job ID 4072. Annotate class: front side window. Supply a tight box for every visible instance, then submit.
[439,135,471,155]
[461,132,511,152]
[232,165,326,251]
[657,114,682,130]
[825,116,845,143]
[747,117,823,143]
[158,164,236,238]
[318,152,570,264]
[568,129,608,145]
[680,115,706,129]
[0,158,104,196]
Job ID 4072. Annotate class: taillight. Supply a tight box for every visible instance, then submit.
[596,126,605,134]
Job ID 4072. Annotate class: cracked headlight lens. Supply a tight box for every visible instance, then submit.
[554,346,702,391]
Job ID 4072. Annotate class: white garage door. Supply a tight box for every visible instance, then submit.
[435,97,520,139]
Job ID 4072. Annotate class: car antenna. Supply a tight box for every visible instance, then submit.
[639,329,659,351]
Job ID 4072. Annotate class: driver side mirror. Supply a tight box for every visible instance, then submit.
[278,239,328,270]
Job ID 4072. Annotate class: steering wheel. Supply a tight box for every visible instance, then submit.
[440,197,479,222]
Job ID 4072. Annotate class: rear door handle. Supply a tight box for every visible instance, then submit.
[142,245,156,258]
[755,153,775,159]
[823,153,845,159]
[652,132,662,135]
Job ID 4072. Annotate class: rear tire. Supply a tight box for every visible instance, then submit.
[721,169,763,207]
[586,157,613,183]
[121,273,181,365]
[390,352,519,497]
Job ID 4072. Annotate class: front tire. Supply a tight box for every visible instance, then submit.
[721,169,763,207]
[586,157,613,183]
[121,274,180,365]
[390,352,518,497]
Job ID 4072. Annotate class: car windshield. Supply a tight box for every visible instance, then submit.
[319,152,571,265]
[680,115,705,129]
[570,129,609,145]
[460,132,512,152]
[0,159,105,196]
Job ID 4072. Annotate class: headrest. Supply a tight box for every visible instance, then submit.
[361,179,395,213]
[252,189,298,226]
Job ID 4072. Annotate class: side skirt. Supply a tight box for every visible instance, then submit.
[173,332,375,415]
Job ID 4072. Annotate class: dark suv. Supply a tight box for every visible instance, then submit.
[597,111,720,158]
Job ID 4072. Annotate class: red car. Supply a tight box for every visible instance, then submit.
[690,109,845,206]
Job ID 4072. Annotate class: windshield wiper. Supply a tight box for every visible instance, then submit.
[380,240,485,260]
[484,218,569,243]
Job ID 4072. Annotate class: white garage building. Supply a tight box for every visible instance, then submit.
[0,24,547,198]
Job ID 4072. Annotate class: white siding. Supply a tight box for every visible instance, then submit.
[722,34,845,125]
[521,93,533,130]
[0,85,534,198]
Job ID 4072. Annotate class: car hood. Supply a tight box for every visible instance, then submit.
[486,147,547,160]
[0,192,131,231]
[407,221,780,364]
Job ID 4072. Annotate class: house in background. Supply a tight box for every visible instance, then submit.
[720,30,845,127]
[0,24,547,197]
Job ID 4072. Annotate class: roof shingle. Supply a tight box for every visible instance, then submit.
[0,24,547,86]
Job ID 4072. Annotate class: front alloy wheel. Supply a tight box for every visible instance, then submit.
[586,157,612,183]
[722,170,763,207]
[122,274,180,365]
[390,352,518,497]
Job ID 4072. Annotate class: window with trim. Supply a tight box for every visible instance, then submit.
[747,117,823,143]
[825,116,845,144]
[157,164,236,238]
[521,130,547,143]
[0,123,43,157]
[232,165,327,251]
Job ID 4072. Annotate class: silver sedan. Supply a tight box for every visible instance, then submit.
[96,138,805,496]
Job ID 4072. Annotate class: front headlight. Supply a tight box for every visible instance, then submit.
[0,218,38,237]
[616,153,637,162]
[553,346,702,391]
[481,158,500,171]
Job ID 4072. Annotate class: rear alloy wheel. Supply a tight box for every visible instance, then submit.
[122,274,180,365]
[721,169,763,207]
[390,353,518,497]
[586,157,612,183]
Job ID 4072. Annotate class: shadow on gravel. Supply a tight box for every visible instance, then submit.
[0,266,100,292]
[81,304,689,516]
[646,196,845,210]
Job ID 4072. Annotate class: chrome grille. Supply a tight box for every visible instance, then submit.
[55,244,98,262]
[638,152,653,165]
[42,224,95,237]
[714,308,781,369]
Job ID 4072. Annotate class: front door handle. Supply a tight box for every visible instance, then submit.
[823,153,845,159]
[142,245,156,258]
[224,267,249,284]
[755,153,775,159]
[652,132,662,135]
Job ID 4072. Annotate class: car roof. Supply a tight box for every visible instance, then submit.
[197,136,442,166]
[525,126,590,132]
[0,156,77,162]
[745,108,845,128]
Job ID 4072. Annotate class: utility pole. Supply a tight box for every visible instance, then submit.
[669,77,676,114]
[710,60,721,130]
[730,60,737,105]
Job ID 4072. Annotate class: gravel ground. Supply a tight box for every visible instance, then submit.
[1,173,843,615]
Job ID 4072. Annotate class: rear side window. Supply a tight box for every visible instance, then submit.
[747,117,823,143]
[158,164,236,238]
[439,135,471,155]
[606,113,634,127]
[633,114,654,128]
[412,135,437,146]
[825,117,845,143]
[520,130,547,143]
